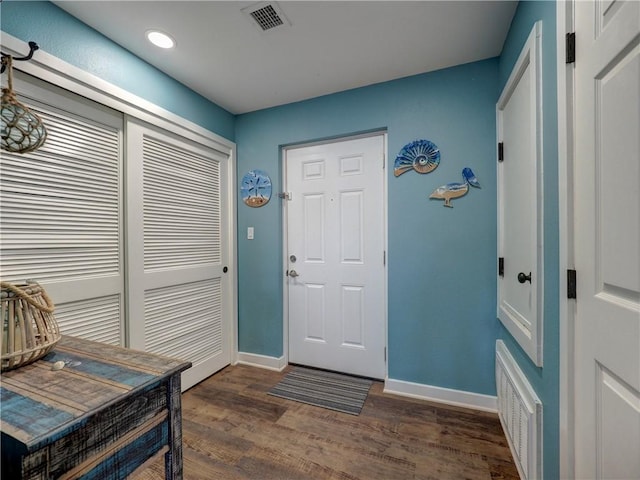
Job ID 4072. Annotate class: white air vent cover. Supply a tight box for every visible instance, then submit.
[242,2,290,32]
[496,340,543,480]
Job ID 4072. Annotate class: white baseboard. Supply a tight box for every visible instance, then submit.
[236,352,287,372]
[384,378,497,413]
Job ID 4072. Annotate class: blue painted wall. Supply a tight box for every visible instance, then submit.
[497,2,559,479]
[236,58,502,395]
[0,1,235,141]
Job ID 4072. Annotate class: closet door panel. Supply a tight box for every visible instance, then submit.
[0,71,124,345]
[126,118,231,390]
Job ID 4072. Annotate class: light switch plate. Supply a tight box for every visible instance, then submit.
[247,227,254,240]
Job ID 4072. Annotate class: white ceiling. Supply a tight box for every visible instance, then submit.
[53,1,517,115]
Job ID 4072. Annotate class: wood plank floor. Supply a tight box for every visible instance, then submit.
[131,365,519,480]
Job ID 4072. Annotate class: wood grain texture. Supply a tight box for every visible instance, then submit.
[1,336,191,480]
[131,365,519,480]
[1,336,188,449]
[165,373,185,479]
[58,412,168,480]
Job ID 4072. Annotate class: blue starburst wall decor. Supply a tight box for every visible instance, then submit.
[394,139,440,177]
[241,169,272,207]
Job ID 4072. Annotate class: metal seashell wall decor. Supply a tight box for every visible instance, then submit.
[1,42,48,154]
[394,139,440,177]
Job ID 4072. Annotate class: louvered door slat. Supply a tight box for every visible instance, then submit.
[26,106,120,164]
[1,162,118,193]
[144,278,222,364]
[142,135,221,271]
[144,186,218,208]
[55,295,122,345]
[143,142,217,176]
[1,123,120,281]
[28,150,119,175]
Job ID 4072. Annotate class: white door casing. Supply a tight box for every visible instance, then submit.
[573,1,640,478]
[285,134,386,379]
[126,117,233,391]
[497,22,544,367]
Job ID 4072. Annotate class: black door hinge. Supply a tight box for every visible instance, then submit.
[498,257,504,277]
[567,269,577,299]
[566,32,576,64]
[498,142,504,162]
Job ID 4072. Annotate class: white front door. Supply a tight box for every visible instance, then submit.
[574,1,640,478]
[285,134,386,379]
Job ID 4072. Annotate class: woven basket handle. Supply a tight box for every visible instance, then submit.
[0,281,55,314]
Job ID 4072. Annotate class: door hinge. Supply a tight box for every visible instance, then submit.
[498,142,504,162]
[566,32,576,64]
[567,269,577,299]
[383,250,386,266]
[498,257,504,277]
[384,347,387,362]
[382,153,386,169]
[278,192,291,200]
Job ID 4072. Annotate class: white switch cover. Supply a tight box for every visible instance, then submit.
[247,227,254,240]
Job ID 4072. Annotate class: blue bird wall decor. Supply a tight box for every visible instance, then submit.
[429,167,480,207]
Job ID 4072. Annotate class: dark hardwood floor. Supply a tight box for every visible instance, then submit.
[131,365,519,480]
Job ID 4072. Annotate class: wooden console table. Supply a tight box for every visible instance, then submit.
[0,336,191,479]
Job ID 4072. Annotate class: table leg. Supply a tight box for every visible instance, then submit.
[164,374,183,480]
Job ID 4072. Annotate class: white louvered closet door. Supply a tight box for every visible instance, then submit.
[126,118,231,390]
[0,71,124,345]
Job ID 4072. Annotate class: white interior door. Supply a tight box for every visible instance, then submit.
[574,1,640,478]
[497,23,544,367]
[127,117,232,391]
[286,134,386,379]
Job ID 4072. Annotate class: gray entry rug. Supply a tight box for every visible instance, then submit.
[268,366,373,415]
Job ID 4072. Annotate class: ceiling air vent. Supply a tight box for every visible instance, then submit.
[242,2,290,32]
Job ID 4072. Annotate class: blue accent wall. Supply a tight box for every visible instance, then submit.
[0,1,235,141]
[236,58,502,395]
[498,2,559,479]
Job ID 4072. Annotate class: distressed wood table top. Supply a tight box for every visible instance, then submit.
[0,336,191,453]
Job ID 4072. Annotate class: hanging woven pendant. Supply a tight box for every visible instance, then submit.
[1,55,47,154]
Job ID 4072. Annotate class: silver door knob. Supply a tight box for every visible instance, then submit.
[289,270,299,278]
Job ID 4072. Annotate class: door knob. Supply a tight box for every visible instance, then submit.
[289,269,299,278]
[517,272,532,284]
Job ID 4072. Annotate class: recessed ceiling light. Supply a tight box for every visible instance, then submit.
[146,30,175,49]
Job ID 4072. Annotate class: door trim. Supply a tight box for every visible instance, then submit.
[557,2,575,478]
[0,32,238,364]
[281,131,388,378]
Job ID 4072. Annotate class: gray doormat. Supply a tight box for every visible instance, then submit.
[268,366,373,415]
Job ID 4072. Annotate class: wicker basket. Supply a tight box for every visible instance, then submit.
[1,280,61,371]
